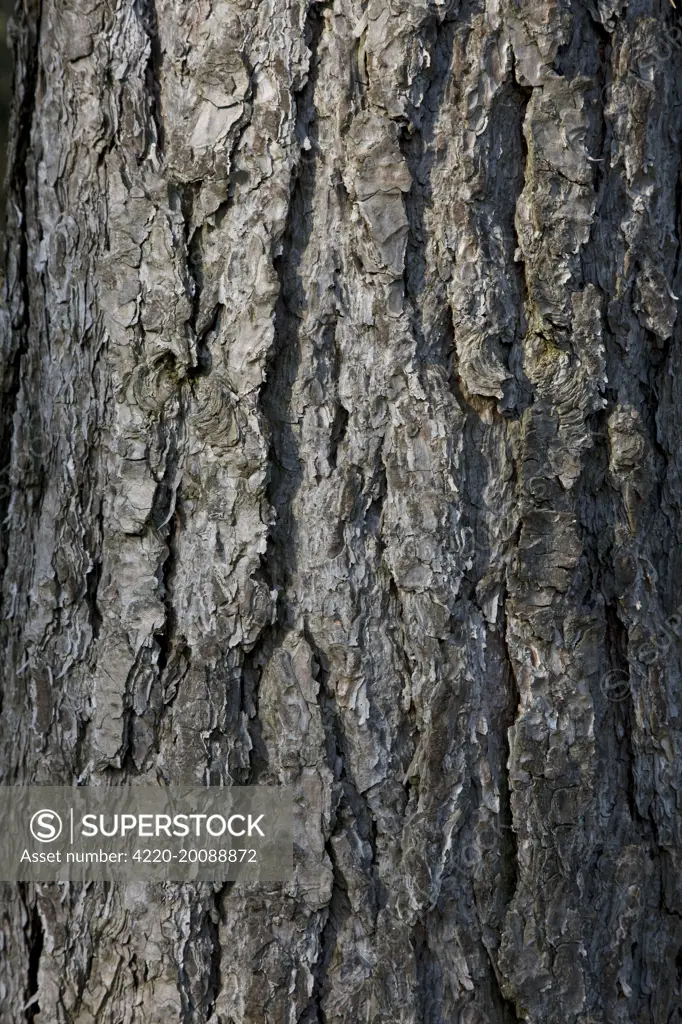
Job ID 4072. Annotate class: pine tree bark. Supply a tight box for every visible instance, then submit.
[1,0,682,1021]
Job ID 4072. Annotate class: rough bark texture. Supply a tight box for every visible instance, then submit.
[0,0,13,254]
[1,0,682,1021]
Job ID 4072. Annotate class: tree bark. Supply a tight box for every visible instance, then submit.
[1,0,682,1021]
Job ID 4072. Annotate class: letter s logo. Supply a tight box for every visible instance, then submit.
[30,809,63,843]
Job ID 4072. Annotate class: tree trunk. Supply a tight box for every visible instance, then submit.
[1,0,682,1021]
[0,0,13,255]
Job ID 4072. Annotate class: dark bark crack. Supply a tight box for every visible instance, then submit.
[154,486,180,679]
[398,11,455,368]
[494,581,523,1024]
[22,888,43,1023]
[134,0,165,158]
[0,0,43,620]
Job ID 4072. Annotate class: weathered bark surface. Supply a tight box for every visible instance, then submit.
[1,0,682,1021]
[0,0,13,254]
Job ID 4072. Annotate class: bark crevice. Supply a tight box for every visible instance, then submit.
[0,0,43,618]
[134,0,164,158]
[23,889,43,1024]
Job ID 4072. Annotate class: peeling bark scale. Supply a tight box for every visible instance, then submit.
[1,0,682,1021]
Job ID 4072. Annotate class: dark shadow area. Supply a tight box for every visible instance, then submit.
[0,0,13,260]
